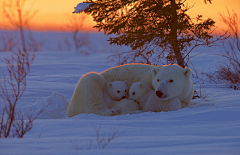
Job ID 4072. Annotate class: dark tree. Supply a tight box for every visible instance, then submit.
[79,0,223,67]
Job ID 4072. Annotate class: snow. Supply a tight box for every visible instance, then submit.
[74,3,91,13]
[0,31,240,155]
[31,92,69,119]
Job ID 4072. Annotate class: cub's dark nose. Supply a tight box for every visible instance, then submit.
[122,96,126,99]
[156,91,163,98]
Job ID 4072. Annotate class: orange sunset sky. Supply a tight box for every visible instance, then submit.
[0,0,239,32]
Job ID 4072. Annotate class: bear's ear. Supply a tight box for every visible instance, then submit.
[183,68,192,79]
[152,67,160,77]
[140,83,143,88]
[108,82,112,88]
[124,80,128,85]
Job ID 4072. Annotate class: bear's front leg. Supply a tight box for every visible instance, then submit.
[160,97,182,111]
[104,108,121,116]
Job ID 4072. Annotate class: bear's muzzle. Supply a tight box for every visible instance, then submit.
[156,91,163,98]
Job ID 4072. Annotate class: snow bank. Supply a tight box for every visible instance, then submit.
[31,92,69,119]
[74,3,91,13]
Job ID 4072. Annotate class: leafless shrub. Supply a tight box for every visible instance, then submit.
[26,31,43,52]
[205,10,240,90]
[187,63,208,100]
[67,14,90,54]
[0,32,19,52]
[218,66,239,89]
[192,82,208,100]
[11,109,35,138]
[0,46,40,138]
[202,71,220,84]
[64,36,72,52]
[1,0,38,50]
[36,131,43,138]
[70,125,120,150]
[205,64,240,90]
[70,139,93,150]
[95,125,120,149]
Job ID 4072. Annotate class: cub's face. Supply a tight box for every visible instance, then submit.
[129,82,150,102]
[106,81,128,100]
[152,65,191,100]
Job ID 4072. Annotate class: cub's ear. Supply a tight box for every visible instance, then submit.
[108,82,112,88]
[183,68,192,79]
[140,83,143,88]
[152,67,161,77]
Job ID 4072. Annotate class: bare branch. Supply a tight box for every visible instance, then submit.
[0,46,37,138]
[1,0,38,50]
[66,13,90,53]
[205,9,240,90]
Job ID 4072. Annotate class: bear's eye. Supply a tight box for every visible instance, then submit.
[169,79,174,83]
[117,90,120,93]
[157,79,159,82]
[125,90,127,92]
[132,92,135,95]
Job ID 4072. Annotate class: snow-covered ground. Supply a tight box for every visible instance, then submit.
[0,32,240,155]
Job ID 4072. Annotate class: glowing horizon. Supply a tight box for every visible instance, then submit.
[0,0,239,32]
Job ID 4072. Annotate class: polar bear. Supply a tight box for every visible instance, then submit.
[151,64,194,108]
[67,72,117,117]
[102,81,128,108]
[67,64,157,117]
[129,82,182,112]
[111,99,140,115]
[67,64,193,117]
[128,82,152,110]
[102,81,139,114]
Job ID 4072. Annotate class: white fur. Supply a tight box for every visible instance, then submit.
[67,72,120,116]
[103,81,128,108]
[111,99,140,115]
[129,82,152,110]
[129,82,181,112]
[67,64,193,117]
[151,64,194,108]
[143,95,182,112]
[67,64,157,117]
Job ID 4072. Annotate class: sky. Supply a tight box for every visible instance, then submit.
[0,0,239,32]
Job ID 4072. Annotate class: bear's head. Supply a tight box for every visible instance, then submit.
[128,82,151,102]
[152,64,192,101]
[106,81,128,100]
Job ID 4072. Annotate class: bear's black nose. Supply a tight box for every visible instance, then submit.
[156,91,163,98]
[122,96,126,99]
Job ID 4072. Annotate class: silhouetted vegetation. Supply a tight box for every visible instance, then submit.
[1,0,38,51]
[205,10,240,90]
[79,0,226,67]
[0,48,39,138]
[66,14,91,54]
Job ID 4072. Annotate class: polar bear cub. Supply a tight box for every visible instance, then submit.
[128,82,152,110]
[103,81,128,108]
[129,82,182,112]
[112,99,140,115]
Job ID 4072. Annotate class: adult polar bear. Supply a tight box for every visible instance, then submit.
[67,64,194,117]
